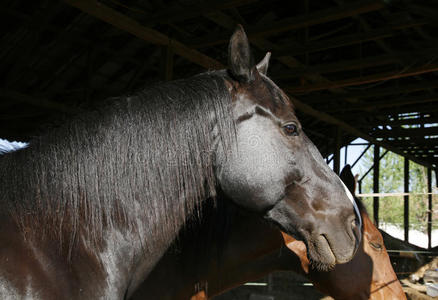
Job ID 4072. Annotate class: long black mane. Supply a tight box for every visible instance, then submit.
[0,71,235,255]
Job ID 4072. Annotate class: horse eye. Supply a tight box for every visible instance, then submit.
[283,124,298,136]
[369,241,382,250]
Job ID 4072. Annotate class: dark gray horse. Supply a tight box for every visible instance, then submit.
[0,26,360,299]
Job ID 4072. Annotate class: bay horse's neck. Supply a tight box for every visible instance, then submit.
[0,72,235,298]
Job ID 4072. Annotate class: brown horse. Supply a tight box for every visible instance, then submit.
[131,165,406,300]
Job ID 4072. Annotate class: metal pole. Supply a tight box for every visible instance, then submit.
[373,145,380,227]
[404,157,409,242]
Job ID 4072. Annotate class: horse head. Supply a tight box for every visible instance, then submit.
[306,165,406,299]
[215,25,361,270]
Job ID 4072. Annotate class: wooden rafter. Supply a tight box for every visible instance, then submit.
[188,0,385,48]
[324,94,438,113]
[372,127,438,138]
[64,0,224,70]
[287,62,438,94]
[275,18,430,57]
[144,0,258,26]
[0,89,76,114]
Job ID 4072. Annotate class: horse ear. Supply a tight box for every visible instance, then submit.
[228,24,255,83]
[340,164,355,194]
[256,52,271,75]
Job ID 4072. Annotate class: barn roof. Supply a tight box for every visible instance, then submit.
[1,0,438,170]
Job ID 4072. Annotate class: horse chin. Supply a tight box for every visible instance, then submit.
[307,235,337,272]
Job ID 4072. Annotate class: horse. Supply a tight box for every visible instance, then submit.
[131,165,406,300]
[0,26,361,299]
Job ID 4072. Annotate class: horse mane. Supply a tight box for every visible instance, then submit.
[0,71,235,256]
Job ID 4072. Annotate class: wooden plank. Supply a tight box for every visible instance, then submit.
[287,63,438,94]
[189,0,385,48]
[404,157,409,242]
[64,0,224,70]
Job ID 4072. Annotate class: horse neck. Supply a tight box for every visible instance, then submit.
[0,73,236,297]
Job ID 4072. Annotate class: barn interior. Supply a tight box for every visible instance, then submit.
[1,0,438,299]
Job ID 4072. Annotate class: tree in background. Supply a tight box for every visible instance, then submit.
[359,146,436,232]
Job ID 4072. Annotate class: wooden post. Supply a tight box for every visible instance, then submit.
[404,157,409,242]
[344,144,348,166]
[161,45,174,81]
[428,168,432,249]
[359,180,362,194]
[333,127,341,174]
[373,145,380,227]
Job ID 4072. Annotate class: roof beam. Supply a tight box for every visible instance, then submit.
[0,89,76,114]
[305,79,438,104]
[324,94,438,113]
[64,0,224,70]
[367,116,438,127]
[291,97,436,168]
[287,62,438,94]
[372,127,438,138]
[275,18,430,57]
[61,2,436,169]
[145,0,258,26]
[275,47,438,80]
[189,0,385,48]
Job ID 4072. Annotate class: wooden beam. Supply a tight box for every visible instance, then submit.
[373,145,380,227]
[0,89,76,114]
[305,79,438,103]
[359,149,388,182]
[428,167,433,249]
[287,62,438,94]
[367,116,438,127]
[372,127,438,138]
[161,45,174,81]
[325,94,438,113]
[291,97,436,169]
[64,0,224,70]
[189,0,385,48]
[145,0,258,26]
[333,127,341,174]
[404,157,409,242]
[275,53,399,80]
[351,144,372,168]
[275,18,430,57]
[276,46,438,80]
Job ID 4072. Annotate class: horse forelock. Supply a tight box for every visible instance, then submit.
[0,71,235,258]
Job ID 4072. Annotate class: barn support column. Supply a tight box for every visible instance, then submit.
[427,168,432,249]
[161,45,174,81]
[373,145,380,227]
[333,126,341,174]
[404,157,409,242]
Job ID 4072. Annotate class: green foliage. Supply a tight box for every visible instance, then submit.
[358,147,437,231]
